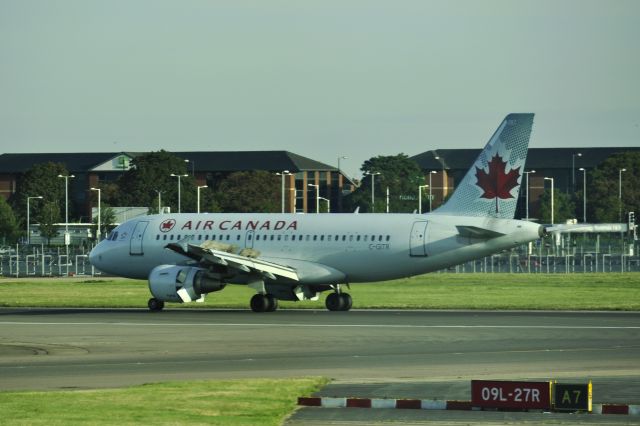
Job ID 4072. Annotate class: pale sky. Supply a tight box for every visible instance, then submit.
[1,0,638,178]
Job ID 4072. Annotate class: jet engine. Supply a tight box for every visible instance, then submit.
[148,265,225,303]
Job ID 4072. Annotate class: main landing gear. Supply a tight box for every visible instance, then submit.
[325,292,352,311]
[148,298,165,312]
[249,290,353,312]
[250,294,278,313]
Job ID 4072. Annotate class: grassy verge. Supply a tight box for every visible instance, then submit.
[1,273,639,310]
[0,378,327,426]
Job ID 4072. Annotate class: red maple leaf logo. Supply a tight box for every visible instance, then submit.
[475,154,520,199]
[159,219,176,232]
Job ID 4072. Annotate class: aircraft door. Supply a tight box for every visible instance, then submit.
[409,221,428,257]
[245,230,255,249]
[130,221,149,255]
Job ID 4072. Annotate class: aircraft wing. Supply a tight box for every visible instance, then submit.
[166,242,299,281]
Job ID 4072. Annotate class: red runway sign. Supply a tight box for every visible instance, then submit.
[471,380,552,410]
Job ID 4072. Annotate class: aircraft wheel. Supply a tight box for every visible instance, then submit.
[325,292,345,311]
[250,294,269,313]
[148,298,165,312]
[266,294,279,312]
[340,293,352,311]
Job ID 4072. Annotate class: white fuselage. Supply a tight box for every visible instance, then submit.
[89,212,542,284]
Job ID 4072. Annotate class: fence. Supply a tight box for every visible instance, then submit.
[0,245,98,278]
[1,243,639,278]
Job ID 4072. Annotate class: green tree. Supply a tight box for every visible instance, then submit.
[588,152,640,223]
[11,162,69,227]
[538,189,576,224]
[115,151,196,213]
[38,201,61,245]
[344,154,424,213]
[0,196,20,244]
[214,171,279,213]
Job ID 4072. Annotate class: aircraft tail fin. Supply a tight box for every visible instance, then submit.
[432,113,534,219]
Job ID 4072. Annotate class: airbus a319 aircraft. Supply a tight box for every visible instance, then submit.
[90,113,543,312]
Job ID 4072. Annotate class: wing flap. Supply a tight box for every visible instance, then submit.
[167,242,299,281]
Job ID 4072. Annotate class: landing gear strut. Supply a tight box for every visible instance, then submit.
[148,298,165,312]
[250,294,278,312]
[325,292,352,311]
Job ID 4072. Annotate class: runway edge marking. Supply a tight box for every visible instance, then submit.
[297,397,640,415]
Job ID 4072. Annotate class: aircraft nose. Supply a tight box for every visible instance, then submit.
[89,244,102,268]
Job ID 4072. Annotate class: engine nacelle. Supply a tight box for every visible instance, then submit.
[148,265,226,303]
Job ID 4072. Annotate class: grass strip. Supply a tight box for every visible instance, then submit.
[1,273,639,310]
[0,378,327,426]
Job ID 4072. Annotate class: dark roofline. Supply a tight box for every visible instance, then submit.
[0,150,339,174]
[411,147,640,170]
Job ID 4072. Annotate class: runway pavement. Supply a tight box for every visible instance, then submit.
[1,308,638,390]
[1,308,639,423]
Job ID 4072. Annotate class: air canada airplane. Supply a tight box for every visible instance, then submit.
[89,113,543,312]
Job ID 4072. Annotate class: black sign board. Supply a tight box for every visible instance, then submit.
[553,382,592,412]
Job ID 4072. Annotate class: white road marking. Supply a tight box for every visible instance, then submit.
[0,321,638,329]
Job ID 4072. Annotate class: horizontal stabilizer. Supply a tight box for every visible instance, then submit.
[456,225,505,239]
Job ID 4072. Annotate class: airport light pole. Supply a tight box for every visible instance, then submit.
[524,170,536,221]
[544,177,554,225]
[365,171,381,213]
[276,170,292,213]
[319,197,330,213]
[57,174,75,245]
[578,168,587,223]
[337,156,347,173]
[619,168,626,223]
[27,196,43,245]
[434,155,445,202]
[572,152,582,191]
[155,190,163,214]
[308,184,319,214]
[184,159,195,176]
[90,188,101,241]
[288,188,297,213]
[197,185,208,214]
[170,173,188,213]
[418,184,428,214]
[428,170,437,211]
[337,156,347,213]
